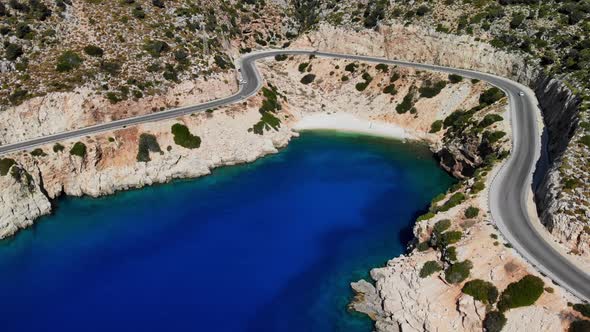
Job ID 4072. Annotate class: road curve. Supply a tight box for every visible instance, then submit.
[1,49,589,301]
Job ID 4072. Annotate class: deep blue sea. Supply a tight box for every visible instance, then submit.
[0,132,454,332]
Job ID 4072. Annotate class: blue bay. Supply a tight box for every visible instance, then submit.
[0,132,454,332]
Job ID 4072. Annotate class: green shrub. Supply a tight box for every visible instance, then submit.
[438,192,466,212]
[573,303,590,318]
[300,74,316,85]
[443,246,457,263]
[390,72,400,82]
[356,82,369,91]
[251,112,281,135]
[53,143,65,153]
[430,120,443,133]
[419,81,447,98]
[438,230,462,248]
[416,5,430,16]
[417,241,430,252]
[383,84,397,95]
[445,260,472,284]
[136,133,162,162]
[570,320,590,332]
[171,124,201,149]
[396,90,415,114]
[484,131,507,144]
[483,311,506,332]
[497,275,544,312]
[419,261,442,278]
[144,40,170,57]
[375,63,389,72]
[298,62,309,72]
[0,158,16,176]
[56,51,83,72]
[100,61,121,76]
[580,135,590,147]
[69,142,87,158]
[344,63,358,73]
[510,12,525,29]
[479,87,505,105]
[462,279,499,304]
[5,43,23,61]
[31,148,46,157]
[274,54,288,61]
[464,206,480,218]
[479,114,504,128]
[341,75,349,81]
[15,23,32,39]
[417,211,435,221]
[448,74,463,83]
[83,45,104,57]
[259,87,281,113]
[433,219,451,234]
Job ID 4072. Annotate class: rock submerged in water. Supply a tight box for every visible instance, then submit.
[349,279,384,320]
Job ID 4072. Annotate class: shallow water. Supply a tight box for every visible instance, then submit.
[0,132,454,332]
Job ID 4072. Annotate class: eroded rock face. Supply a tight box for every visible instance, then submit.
[0,166,51,239]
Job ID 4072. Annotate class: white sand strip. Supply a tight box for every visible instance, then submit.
[293,112,412,140]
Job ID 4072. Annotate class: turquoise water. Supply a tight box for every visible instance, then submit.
[0,132,454,331]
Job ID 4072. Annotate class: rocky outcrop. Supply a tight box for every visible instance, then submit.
[0,166,51,238]
[532,75,588,255]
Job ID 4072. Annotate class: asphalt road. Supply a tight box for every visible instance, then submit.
[1,49,589,301]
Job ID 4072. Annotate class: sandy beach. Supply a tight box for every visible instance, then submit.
[293,113,413,140]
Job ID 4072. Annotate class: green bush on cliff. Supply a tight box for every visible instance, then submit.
[300,74,316,85]
[479,114,504,128]
[355,82,369,91]
[462,279,499,304]
[443,246,457,263]
[438,192,466,212]
[419,260,442,278]
[479,87,505,105]
[429,120,443,133]
[396,90,415,114]
[570,320,590,332]
[0,158,16,176]
[483,131,507,144]
[417,241,430,252]
[56,50,83,72]
[497,275,544,312]
[383,84,397,95]
[53,143,65,153]
[438,230,462,248]
[375,63,389,72]
[419,80,447,98]
[448,74,463,83]
[464,206,480,218]
[274,54,288,61]
[30,148,47,157]
[69,142,87,158]
[416,211,435,222]
[171,124,201,149]
[344,62,358,73]
[445,260,472,284]
[580,135,590,147]
[433,219,451,235]
[137,133,162,162]
[573,303,590,318]
[483,311,506,332]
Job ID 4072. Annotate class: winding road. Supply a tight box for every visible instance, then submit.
[1,50,589,301]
